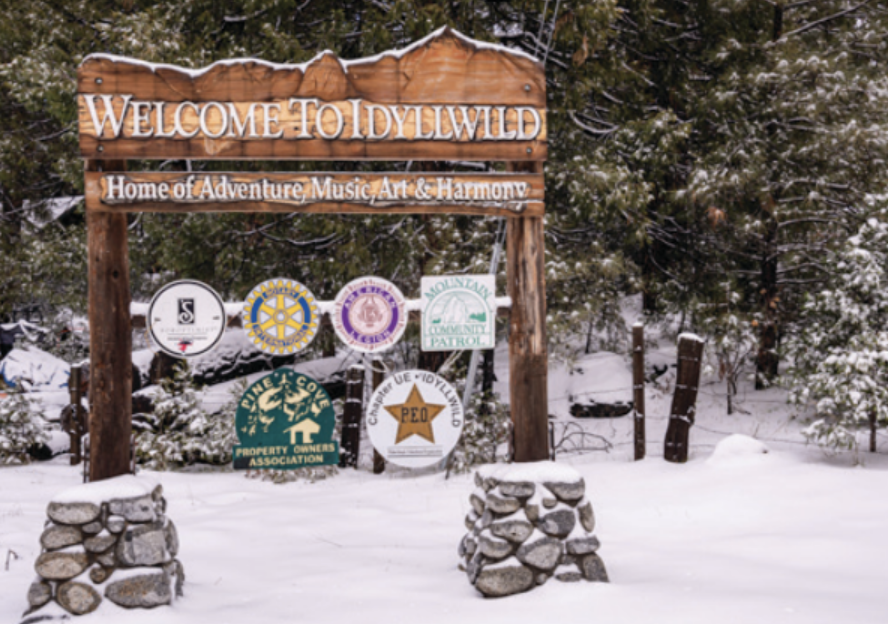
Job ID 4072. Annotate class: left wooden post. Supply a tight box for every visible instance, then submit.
[86,159,132,481]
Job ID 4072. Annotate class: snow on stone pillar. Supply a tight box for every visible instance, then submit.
[21,476,184,622]
[459,462,607,598]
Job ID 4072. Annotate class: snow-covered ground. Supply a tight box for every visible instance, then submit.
[3,304,887,622]
[3,434,887,624]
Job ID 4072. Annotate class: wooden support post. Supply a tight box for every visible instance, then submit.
[371,360,386,474]
[506,160,549,463]
[632,324,646,461]
[86,159,133,482]
[68,365,83,465]
[664,334,704,463]
[339,365,365,468]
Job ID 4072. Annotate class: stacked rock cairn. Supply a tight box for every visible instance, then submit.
[23,476,183,621]
[459,462,608,598]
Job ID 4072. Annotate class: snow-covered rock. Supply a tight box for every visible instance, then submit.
[0,346,69,390]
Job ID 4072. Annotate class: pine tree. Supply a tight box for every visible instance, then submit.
[0,386,47,464]
[786,213,888,452]
[136,361,235,469]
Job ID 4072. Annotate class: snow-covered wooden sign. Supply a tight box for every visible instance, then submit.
[421,275,496,351]
[84,171,544,217]
[232,369,339,470]
[76,28,546,161]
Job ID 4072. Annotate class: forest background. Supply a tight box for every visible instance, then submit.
[2,0,888,448]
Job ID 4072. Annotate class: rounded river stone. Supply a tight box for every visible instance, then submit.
[35,551,89,580]
[516,537,562,571]
[578,500,595,533]
[40,525,82,551]
[490,519,533,544]
[85,533,118,553]
[578,553,609,582]
[473,563,534,598]
[47,501,100,526]
[543,479,586,503]
[57,581,102,615]
[27,580,52,609]
[105,570,172,608]
[566,535,600,556]
[108,495,156,523]
[479,535,514,560]
[538,509,576,538]
[485,493,521,515]
[498,481,535,499]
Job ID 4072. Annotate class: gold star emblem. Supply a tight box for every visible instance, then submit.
[384,384,445,444]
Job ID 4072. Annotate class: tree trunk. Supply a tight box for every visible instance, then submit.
[756,217,780,389]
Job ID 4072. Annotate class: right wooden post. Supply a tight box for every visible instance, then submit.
[507,161,549,463]
[664,334,705,463]
[632,324,646,461]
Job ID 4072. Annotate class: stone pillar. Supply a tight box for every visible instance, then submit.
[22,476,184,622]
[459,461,607,598]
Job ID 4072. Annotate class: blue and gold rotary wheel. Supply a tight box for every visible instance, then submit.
[242,278,319,355]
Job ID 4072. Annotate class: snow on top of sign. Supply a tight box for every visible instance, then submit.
[476,460,583,484]
[134,294,511,319]
[679,332,706,343]
[342,26,541,67]
[80,27,539,77]
[52,474,159,505]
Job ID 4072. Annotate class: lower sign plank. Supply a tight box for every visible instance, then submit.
[85,172,544,217]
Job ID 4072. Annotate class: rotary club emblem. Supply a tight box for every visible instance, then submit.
[242,278,319,355]
[332,277,407,353]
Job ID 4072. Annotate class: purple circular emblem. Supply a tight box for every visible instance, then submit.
[333,277,407,353]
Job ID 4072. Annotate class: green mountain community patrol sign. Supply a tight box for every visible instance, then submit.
[421,275,496,351]
[233,369,339,470]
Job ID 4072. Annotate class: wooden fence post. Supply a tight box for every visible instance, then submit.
[632,324,646,461]
[68,365,83,465]
[506,160,549,463]
[86,159,133,482]
[371,359,386,474]
[664,334,705,463]
[339,365,364,468]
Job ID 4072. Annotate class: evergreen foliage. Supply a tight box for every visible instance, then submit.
[786,214,888,450]
[0,386,47,464]
[2,1,888,441]
[135,362,236,469]
[449,386,510,473]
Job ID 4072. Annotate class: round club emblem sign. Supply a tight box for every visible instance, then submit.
[147,279,226,358]
[332,277,407,353]
[242,278,319,355]
[366,370,464,468]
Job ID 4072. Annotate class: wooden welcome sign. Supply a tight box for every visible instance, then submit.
[77,30,546,161]
[79,28,549,481]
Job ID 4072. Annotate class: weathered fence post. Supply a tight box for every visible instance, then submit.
[371,359,386,474]
[632,323,646,461]
[664,334,705,463]
[68,365,83,465]
[339,365,364,468]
